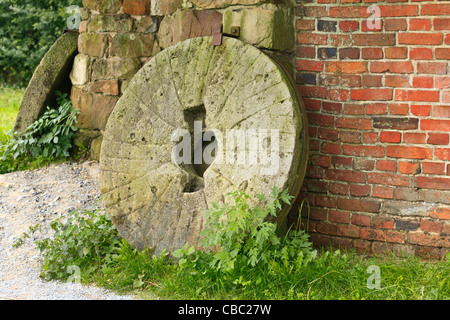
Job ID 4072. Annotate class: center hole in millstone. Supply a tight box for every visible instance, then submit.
[181,105,217,193]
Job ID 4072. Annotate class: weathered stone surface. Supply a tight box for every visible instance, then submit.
[158,10,222,49]
[71,87,119,131]
[223,6,295,52]
[161,0,182,15]
[91,80,120,95]
[100,37,308,254]
[14,32,79,133]
[123,0,150,15]
[190,0,281,9]
[87,14,133,33]
[82,0,121,13]
[110,34,155,57]
[134,16,159,33]
[78,33,110,57]
[92,57,141,80]
[70,54,91,86]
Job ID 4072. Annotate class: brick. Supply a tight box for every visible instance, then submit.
[296,46,316,58]
[321,142,341,155]
[385,47,408,59]
[420,220,443,233]
[412,77,433,89]
[353,34,396,46]
[421,4,450,16]
[123,0,150,15]
[385,19,407,31]
[329,6,368,18]
[409,19,431,31]
[343,145,385,158]
[411,105,431,116]
[296,60,324,72]
[362,75,382,87]
[329,35,352,46]
[353,159,375,171]
[336,117,372,130]
[310,155,331,169]
[371,61,414,74]
[403,132,426,144]
[317,20,337,32]
[399,162,421,174]
[435,149,450,161]
[339,21,359,32]
[436,78,450,89]
[361,48,383,59]
[435,48,450,60]
[339,48,360,60]
[363,132,379,144]
[417,62,448,75]
[315,222,361,238]
[351,214,371,227]
[318,128,339,141]
[388,103,409,115]
[395,219,420,231]
[325,169,367,183]
[415,177,450,190]
[422,162,446,175]
[297,73,317,85]
[351,89,393,101]
[395,90,440,102]
[421,120,450,131]
[410,48,433,60]
[318,48,337,59]
[350,184,371,197]
[341,75,361,88]
[337,198,380,213]
[361,229,405,243]
[398,33,443,45]
[430,208,450,220]
[296,19,315,30]
[297,33,328,45]
[308,207,328,221]
[373,186,395,199]
[329,210,351,224]
[434,18,450,30]
[372,216,395,229]
[373,117,418,130]
[379,5,418,17]
[331,156,352,169]
[433,106,450,118]
[316,196,336,208]
[354,239,372,253]
[299,86,328,99]
[387,146,432,160]
[385,75,411,88]
[368,172,410,187]
[376,160,397,171]
[329,182,350,195]
[339,131,361,143]
[325,61,367,74]
[408,232,450,248]
[428,133,449,145]
[297,6,328,18]
[329,89,349,101]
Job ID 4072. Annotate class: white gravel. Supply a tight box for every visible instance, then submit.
[0,161,138,300]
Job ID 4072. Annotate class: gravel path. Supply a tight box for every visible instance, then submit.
[0,161,138,300]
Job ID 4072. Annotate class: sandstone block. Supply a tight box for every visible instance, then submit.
[82,0,121,13]
[70,54,91,86]
[78,33,110,57]
[92,57,141,80]
[110,33,155,57]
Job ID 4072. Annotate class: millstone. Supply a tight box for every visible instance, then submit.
[14,32,79,133]
[100,37,308,254]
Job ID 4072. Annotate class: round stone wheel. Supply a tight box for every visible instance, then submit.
[100,36,308,254]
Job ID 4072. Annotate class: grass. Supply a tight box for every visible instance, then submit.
[0,85,24,144]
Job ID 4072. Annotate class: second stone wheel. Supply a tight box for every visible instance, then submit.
[100,36,308,254]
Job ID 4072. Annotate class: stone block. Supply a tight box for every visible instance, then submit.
[160,0,182,15]
[158,10,222,49]
[78,33,110,57]
[71,87,119,131]
[82,0,121,13]
[70,54,91,86]
[189,0,281,9]
[134,16,159,33]
[123,0,149,15]
[110,33,155,57]
[92,57,141,80]
[223,7,295,52]
[91,80,120,95]
[87,14,133,33]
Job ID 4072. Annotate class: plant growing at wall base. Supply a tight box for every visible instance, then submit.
[1,91,80,161]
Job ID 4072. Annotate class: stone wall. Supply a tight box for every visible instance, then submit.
[70,0,296,158]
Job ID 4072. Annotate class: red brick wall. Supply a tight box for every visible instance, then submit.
[293,0,449,259]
